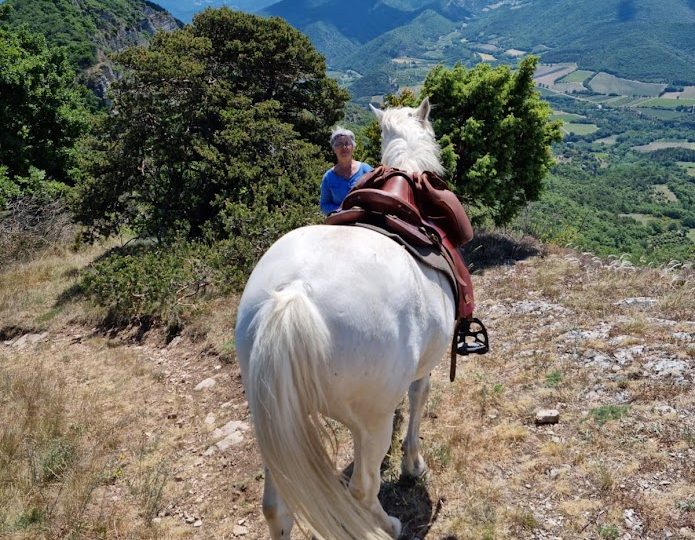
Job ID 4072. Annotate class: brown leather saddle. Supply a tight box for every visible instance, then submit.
[325,166,489,379]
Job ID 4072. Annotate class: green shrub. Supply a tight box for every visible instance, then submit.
[81,241,225,329]
[589,405,629,425]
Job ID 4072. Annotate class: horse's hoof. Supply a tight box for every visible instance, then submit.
[387,516,402,538]
[401,455,428,479]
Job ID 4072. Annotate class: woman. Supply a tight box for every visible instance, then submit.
[320,127,373,215]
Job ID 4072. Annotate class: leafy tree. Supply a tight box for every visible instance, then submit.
[75,8,349,241]
[363,57,561,226]
[423,56,562,225]
[0,25,89,187]
[189,9,348,153]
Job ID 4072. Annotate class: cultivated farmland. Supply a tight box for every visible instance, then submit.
[639,98,695,109]
[557,70,594,84]
[633,140,695,153]
[588,72,666,97]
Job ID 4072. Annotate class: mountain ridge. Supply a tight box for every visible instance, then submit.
[257,0,695,96]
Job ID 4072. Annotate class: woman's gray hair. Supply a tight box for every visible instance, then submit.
[330,126,356,148]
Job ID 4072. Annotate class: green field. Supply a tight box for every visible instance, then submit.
[588,72,666,97]
[552,112,585,122]
[605,96,646,107]
[557,69,594,84]
[638,98,695,109]
[620,213,658,225]
[636,108,686,121]
[677,162,695,177]
[595,135,618,145]
[584,94,616,103]
[633,140,695,153]
[564,123,599,136]
[689,229,695,243]
[653,184,678,203]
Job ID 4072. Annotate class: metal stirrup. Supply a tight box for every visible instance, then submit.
[456,317,489,356]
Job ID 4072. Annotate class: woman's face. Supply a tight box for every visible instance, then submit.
[333,136,354,159]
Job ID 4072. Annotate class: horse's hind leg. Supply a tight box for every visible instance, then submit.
[262,466,294,539]
[402,375,430,478]
[349,414,402,538]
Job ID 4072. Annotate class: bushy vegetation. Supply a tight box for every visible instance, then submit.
[423,57,563,225]
[80,241,223,330]
[360,58,562,227]
[0,25,90,202]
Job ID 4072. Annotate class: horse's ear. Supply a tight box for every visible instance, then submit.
[416,97,431,122]
[369,103,384,122]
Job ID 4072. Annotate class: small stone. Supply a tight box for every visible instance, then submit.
[193,519,202,527]
[624,508,643,531]
[195,377,216,390]
[216,432,244,451]
[535,409,560,425]
[204,413,216,426]
[616,297,657,308]
[233,524,248,536]
[211,420,249,440]
[12,332,49,349]
[185,516,195,524]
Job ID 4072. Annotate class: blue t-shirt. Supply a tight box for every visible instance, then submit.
[320,162,373,215]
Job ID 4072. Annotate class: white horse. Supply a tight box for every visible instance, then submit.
[235,97,455,539]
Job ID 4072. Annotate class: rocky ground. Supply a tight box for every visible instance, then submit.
[1,246,693,539]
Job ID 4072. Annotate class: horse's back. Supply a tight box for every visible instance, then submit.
[235,224,454,416]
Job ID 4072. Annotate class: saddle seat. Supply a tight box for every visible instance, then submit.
[342,169,423,226]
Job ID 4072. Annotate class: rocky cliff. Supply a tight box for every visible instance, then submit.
[1,0,183,98]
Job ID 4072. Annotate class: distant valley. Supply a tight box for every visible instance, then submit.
[253,0,695,101]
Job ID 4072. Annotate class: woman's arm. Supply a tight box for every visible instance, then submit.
[319,171,334,215]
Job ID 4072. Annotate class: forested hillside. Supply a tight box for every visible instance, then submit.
[0,0,180,96]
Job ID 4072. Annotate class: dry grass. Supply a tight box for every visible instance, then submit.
[0,241,116,334]
[0,349,140,538]
[0,248,177,540]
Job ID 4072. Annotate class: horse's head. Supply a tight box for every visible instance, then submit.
[369,97,444,176]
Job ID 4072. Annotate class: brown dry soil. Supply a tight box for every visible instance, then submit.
[2,240,694,539]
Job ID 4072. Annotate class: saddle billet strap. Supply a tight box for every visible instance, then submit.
[450,319,463,382]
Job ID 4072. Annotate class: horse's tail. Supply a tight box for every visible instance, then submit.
[246,281,391,540]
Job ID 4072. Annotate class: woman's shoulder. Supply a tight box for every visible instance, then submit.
[358,162,373,173]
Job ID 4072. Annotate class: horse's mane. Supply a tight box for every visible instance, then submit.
[376,100,444,176]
